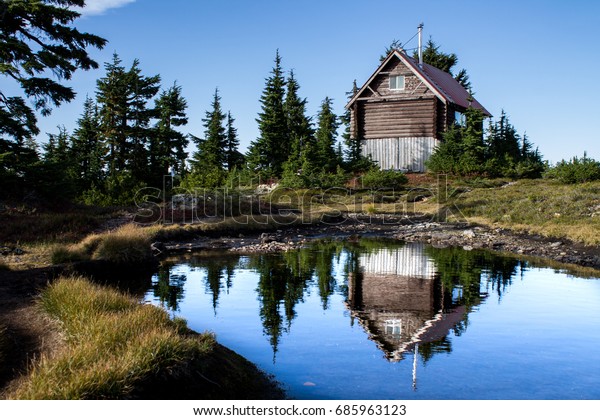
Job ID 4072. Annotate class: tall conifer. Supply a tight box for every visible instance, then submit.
[247,50,289,177]
[71,96,105,189]
[151,82,188,183]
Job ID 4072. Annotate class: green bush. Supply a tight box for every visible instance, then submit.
[544,154,600,184]
[280,166,349,189]
[359,168,408,190]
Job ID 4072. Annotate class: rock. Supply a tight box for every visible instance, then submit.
[462,229,476,239]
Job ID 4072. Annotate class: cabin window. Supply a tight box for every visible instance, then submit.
[389,75,405,91]
[385,319,402,336]
[454,110,466,126]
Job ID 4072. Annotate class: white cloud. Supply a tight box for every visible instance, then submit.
[75,0,137,16]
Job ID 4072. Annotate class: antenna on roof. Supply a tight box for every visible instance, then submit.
[418,23,424,68]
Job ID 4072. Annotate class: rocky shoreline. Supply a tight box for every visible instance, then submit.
[156,214,600,271]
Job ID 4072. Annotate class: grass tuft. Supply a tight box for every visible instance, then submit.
[91,224,153,263]
[50,224,153,265]
[10,276,214,399]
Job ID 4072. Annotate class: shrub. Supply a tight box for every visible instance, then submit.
[359,168,408,190]
[544,154,600,184]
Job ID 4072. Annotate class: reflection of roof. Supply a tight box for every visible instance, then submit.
[388,305,466,360]
[349,304,466,362]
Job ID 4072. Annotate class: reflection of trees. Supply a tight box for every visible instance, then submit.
[248,254,305,358]
[248,241,347,358]
[152,240,526,366]
[425,247,520,306]
[151,262,187,311]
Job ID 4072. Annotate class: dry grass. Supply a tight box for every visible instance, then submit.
[51,224,152,264]
[9,276,214,399]
[452,179,600,245]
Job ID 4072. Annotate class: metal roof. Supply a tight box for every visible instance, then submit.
[411,56,491,116]
[347,49,491,117]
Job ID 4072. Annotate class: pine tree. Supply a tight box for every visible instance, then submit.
[341,80,372,172]
[0,0,106,143]
[126,59,161,183]
[225,111,244,170]
[96,53,128,175]
[192,87,227,169]
[247,50,289,177]
[42,125,77,197]
[314,97,339,172]
[150,82,188,184]
[0,0,105,199]
[379,39,403,62]
[412,38,472,90]
[96,54,160,184]
[71,96,105,190]
[282,70,313,176]
[44,126,72,167]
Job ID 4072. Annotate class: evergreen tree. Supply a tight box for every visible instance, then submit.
[193,87,227,169]
[70,96,105,190]
[342,80,373,173]
[486,111,521,166]
[96,53,128,175]
[282,70,313,176]
[314,97,339,172]
[413,38,472,91]
[247,50,289,177]
[150,82,189,184]
[186,88,228,189]
[379,39,403,62]
[43,126,72,167]
[225,111,244,170]
[125,59,161,183]
[426,108,485,175]
[96,54,160,184]
[0,0,106,142]
[42,126,76,197]
[0,0,105,199]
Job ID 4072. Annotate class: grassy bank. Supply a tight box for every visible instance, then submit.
[448,179,600,245]
[51,214,304,265]
[8,276,282,399]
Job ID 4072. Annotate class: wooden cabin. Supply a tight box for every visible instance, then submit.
[346,49,491,172]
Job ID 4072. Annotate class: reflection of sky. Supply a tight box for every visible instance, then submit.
[145,248,600,400]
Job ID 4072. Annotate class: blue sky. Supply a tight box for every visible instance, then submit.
[33,0,600,164]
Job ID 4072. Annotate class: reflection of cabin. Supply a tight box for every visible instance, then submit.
[346,49,491,172]
[347,242,465,361]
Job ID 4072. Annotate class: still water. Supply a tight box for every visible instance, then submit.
[144,239,600,399]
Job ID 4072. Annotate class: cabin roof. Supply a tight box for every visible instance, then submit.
[346,49,491,117]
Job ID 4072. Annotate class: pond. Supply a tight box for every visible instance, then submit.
[144,239,600,400]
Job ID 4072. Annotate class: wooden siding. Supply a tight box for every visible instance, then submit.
[361,137,439,172]
[359,243,437,279]
[361,56,436,100]
[358,99,437,139]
